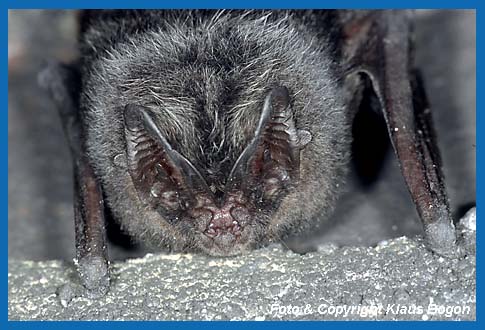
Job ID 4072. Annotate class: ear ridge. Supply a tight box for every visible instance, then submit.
[264,86,312,179]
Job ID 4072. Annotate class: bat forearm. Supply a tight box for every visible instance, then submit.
[39,62,111,296]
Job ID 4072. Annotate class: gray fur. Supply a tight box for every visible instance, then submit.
[80,10,351,254]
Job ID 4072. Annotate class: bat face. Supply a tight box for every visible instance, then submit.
[123,87,312,256]
[81,11,352,256]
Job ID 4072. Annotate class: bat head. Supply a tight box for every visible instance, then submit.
[124,86,311,256]
[82,12,351,256]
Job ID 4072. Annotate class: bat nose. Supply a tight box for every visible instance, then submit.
[204,208,241,238]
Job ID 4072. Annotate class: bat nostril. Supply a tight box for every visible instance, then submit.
[230,206,250,225]
[203,210,242,238]
[195,209,213,224]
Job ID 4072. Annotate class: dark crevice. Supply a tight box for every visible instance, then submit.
[351,79,391,188]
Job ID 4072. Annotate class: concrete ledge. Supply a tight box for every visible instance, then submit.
[8,209,476,321]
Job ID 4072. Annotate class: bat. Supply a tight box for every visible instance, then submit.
[38,9,457,298]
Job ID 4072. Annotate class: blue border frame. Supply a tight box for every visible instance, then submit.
[5,0,480,329]
[2,0,481,9]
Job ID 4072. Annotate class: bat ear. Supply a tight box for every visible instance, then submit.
[340,11,457,256]
[228,86,311,202]
[124,105,211,215]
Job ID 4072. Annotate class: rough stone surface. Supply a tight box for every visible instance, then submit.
[8,209,476,321]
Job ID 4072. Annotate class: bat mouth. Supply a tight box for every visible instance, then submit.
[201,219,244,255]
[196,210,252,256]
[198,232,250,256]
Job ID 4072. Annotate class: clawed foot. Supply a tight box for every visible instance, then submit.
[76,255,111,299]
[424,220,460,259]
[56,256,110,306]
[425,207,476,259]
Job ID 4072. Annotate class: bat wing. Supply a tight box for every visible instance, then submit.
[338,10,457,257]
[38,61,110,296]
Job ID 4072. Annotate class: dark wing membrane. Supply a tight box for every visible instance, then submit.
[338,10,457,256]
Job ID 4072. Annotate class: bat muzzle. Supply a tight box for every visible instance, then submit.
[192,196,253,256]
